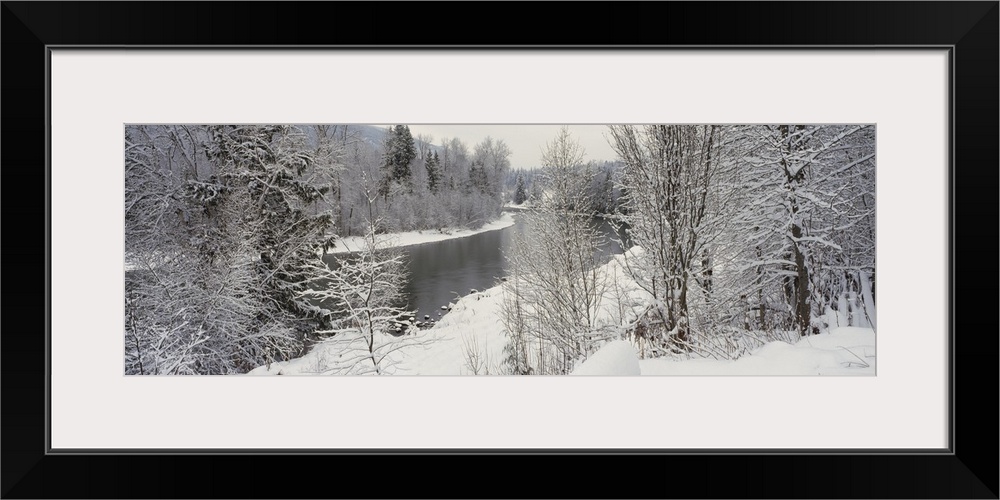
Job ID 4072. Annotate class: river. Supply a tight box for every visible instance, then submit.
[323,213,629,325]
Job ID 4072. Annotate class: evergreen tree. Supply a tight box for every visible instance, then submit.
[426,150,442,193]
[124,125,339,374]
[206,125,338,355]
[467,161,489,195]
[513,173,527,204]
[384,125,417,183]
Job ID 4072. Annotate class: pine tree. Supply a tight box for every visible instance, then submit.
[206,125,338,359]
[125,125,340,374]
[513,173,527,205]
[384,125,416,183]
[467,161,489,195]
[426,150,442,193]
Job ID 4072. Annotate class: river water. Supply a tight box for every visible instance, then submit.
[359,213,630,324]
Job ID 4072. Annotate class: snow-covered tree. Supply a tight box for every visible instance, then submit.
[205,125,339,351]
[380,125,417,197]
[721,125,876,336]
[124,125,341,374]
[513,173,527,205]
[415,132,434,161]
[501,127,609,374]
[425,150,442,193]
[125,124,279,375]
[586,161,622,214]
[305,170,428,375]
[473,136,512,204]
[608,125,726,353]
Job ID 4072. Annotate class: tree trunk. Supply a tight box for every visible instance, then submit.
[791,232,811,336]
[677,273,689,343]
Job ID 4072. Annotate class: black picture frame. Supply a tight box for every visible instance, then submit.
[3,2,996,498]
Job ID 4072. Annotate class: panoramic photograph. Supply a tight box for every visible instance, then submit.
[124,124,876,375]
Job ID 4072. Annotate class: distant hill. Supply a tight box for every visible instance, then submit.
[297,124,441,156]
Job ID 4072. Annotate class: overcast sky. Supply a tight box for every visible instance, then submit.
[380,125,621,170]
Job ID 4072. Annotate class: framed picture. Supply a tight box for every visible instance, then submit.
[4,2,995,498]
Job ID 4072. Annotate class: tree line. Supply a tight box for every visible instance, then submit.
[505,160,624,215]
[322,124,511,236]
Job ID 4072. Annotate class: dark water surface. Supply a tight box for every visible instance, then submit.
[394,214,629,322]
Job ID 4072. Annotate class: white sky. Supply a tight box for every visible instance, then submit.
[379,124,621,170]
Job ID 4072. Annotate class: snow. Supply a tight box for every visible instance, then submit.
[637,327,875,376]
[394,289,510,375]
[326,213,516,254]
[249,242,875,376]
[502,202,534,212]
[124,251,175,272]
[858,270,876,327]
[247,287,510,376]
[570,340,640,375]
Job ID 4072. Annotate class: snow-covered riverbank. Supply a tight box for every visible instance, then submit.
[250,244,876,376]
[246,282,511,375]
[126,214,517,270]
[326,213,516,254]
